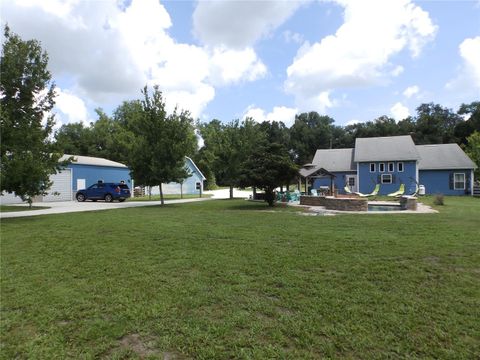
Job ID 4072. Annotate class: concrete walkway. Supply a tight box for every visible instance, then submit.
[1,189,252,219]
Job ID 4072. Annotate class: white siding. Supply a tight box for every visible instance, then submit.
[0,191,24,204]
[43,169,72,202]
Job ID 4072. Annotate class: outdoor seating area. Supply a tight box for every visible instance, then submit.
[276,189,301,202]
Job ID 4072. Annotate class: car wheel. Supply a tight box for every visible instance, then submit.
[76,193,86,202]
[105,194,113,202]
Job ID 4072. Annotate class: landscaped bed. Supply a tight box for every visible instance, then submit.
[1,197,479,358]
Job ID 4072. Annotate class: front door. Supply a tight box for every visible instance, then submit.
[346,175,357,193]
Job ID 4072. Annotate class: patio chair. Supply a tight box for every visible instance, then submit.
[354,184,380,198]
[387,184,405,197]
[291,190,301,201]
[310,189,318,196]
[276,191,283,202]
[408,183,419,197]
[344,185,353,194]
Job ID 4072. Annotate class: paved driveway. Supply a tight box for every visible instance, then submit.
[1,189,253,219]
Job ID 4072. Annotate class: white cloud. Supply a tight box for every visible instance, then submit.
[446,36,480,93]
[2,0,269,120]
[345,119,362,126]
[244,105,298,127]
[285,0,437,108]
[283,30,304,44]
[390,102,410,120]
[54,87,90,126]
[193,1,308,48]
[391,65,404,77]
[208,47,267,86]
[403,85,420,98]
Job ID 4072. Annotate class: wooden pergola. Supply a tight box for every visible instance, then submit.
[298,167,337,195]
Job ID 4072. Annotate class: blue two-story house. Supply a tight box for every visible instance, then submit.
[300,135,477,196]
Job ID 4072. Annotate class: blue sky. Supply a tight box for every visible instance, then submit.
[2,0,479,128]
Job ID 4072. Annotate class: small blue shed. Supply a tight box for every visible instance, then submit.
[148,157,206,196]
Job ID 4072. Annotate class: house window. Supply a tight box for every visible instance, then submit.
[397,162,404,172]
[381,174,392,184]
[379,163,385,172]
[454,173,465,190]
[370,163,376,172]
[388,162,394,172]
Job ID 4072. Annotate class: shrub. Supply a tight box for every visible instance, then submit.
[434,193,444,206]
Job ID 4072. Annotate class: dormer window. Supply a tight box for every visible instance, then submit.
[379,163,385,172]
[370,163,375,172]
[397,162,404,172]
[388,162,394,172]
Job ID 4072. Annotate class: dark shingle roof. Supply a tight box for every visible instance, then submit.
[354,135,420,162]
[309,148,355,172]
[416,144,477,170]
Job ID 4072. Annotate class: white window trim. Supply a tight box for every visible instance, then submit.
[454,173,465,190]
[397,162,404,172]
[388,162,394,172]
[379,163,385,173]
[381,174,392,184]
[369,163,376,173]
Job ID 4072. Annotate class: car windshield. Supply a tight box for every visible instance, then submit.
[119,184,129,189]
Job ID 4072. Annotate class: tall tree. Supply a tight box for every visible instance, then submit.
[127,86,196,204]
[465,131,480,179]
[414,103,462,144]
[0,26,63,206]
[289,112,335,165]
[455,102,480,145]
[55,122,92,156]
[239,142,298,206]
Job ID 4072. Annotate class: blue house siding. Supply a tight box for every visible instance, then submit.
[312,171,356,193]
[68,164,131,192]
[149,157,206,195]
[419,169,472,195]
[358,161,417,195]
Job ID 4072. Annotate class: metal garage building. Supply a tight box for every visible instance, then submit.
[1,155,131,204]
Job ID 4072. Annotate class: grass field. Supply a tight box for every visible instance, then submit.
[128,194,212,202]
[1,197,479,359]
[0,205,50,212]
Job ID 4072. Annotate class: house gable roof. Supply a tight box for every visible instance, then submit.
[61,154,128,168]
[354,135,420,162]
[416,144,477,170]
[186,156,206,180]
[309,148,355,172]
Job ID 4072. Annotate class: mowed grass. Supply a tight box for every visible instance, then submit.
[0,205,50,212]
[1,197,479,359]
[128,193,212,202]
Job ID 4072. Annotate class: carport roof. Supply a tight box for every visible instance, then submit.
[61,155,128,168]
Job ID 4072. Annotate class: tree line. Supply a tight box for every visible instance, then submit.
[55,101,480,189]
[2,27,479,206]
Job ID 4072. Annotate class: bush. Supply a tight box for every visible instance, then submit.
[434,194,444,206]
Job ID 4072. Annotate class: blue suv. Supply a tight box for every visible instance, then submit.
[76,182,131,202]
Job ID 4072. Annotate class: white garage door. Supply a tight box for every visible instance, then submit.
[43,169,72,202]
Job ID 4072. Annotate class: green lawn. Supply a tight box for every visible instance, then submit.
[0,205,50,212]
[128,194,212,202]
[1,197,479,359]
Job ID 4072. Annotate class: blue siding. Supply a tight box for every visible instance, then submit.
[358,161,417,195]
[419,169,472,195]
[149,158,205,195]
[67,164,131,191]
[312,171,356,193]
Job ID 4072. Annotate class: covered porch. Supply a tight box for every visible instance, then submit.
[298,165,337,196]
